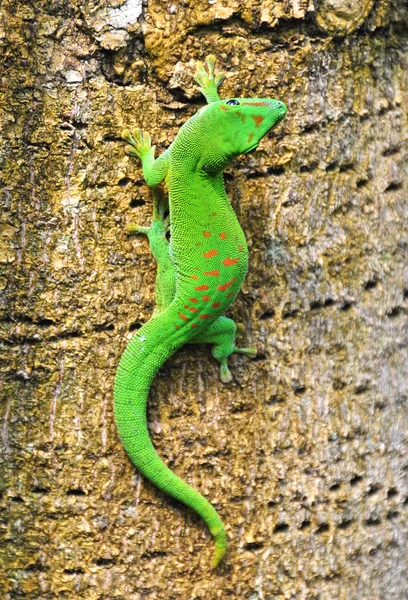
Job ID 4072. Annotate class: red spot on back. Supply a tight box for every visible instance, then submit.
[184,305,198,313]
[199,314,211,320]
[178,313,189,322]
[203,231,211,238]
[217,277,236,292]
[238,244,244,251]
[174,324,180,329]
[211,212,217,216]
[189,297,199,303]
[189,274,199,280]
[219,232,226,240]
[247,132,254,144]
[190,323,198,328]
[202,295,210,301]
[212,301,221,308]
[223,257,239,266]
[203,249,218,259]
[252,115,264,128]
[203,269,220,276]
[227,291,235,297]
[195,284,209,291]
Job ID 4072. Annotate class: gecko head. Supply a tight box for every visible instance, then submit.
[193,97,287,172]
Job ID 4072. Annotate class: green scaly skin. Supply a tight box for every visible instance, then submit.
[115,56,287,568]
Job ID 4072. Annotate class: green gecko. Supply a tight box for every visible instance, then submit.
[115,55,286,568]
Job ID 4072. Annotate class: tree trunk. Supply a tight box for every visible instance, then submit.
[1,1,407,598]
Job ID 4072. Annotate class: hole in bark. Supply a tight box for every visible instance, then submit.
[129,321,143,332]
[364,280,377,290]
[273,523,289,533]
[364,516,381,526]
[118,177,131,187]
[32,486,49,494]
[356,178,369,188]
[66,488,86,496]
[340,302,353,311]
[384,182,402,192]
[282,309,298,319]
[339,163,354,173]
[365,484,381,496]
[95,323,114,332]
[382,145,400,156]
[350,475,363,487]
[315,523,329,534]
[94,557,115,566]
[259,310,275,320]
[386,510,399,521]
[64,568,85,574]
[338,518,354,529]
[387,488,398,498]
[37,318,56,327]
[329,483,341,492]
[293,385,306,396]
[244,541,265,550]
[299,519,311,530]
[325,161,338,172]
[310,298,335,310]
[300,163,317,173]
[11,496,24,503]
[129,198,146,208]
[387,307,402,318]
[354,384,370,395]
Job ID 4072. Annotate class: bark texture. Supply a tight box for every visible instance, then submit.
[1,1,408,598]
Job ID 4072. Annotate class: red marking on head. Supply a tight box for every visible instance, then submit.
[202,295,210,301]
[184,305,198,313]
[219,232,226,240]
[203,269,220,277]
[199,314,211,320]
[238,244,243,251]
[178,313,189,322]
[195,284,209,291]
[236,111,246,123]
[203,249,218,259]
[251,115,265,128]
[227,292,235,297]
[220,105,228,111]
[189,274,199,280]
[203,231,211,238]
[190,323,198,328]
[223,257,239,267]
[217,277,236,292]
[247,132,254,144]
[242,101,269,107]
[189,297,199,303]
[212,301,221,308]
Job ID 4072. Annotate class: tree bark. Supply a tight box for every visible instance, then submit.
[1,0,408,598]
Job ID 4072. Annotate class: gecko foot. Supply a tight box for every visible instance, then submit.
[233,346,257,359]
[121,128,154,161]
[194,55,225,104]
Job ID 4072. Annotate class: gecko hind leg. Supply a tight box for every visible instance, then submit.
[126,187,176,314]
[193,316,257,383]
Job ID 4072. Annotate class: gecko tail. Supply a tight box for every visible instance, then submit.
[114,316,227,568]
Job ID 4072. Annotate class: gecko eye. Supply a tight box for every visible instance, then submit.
[226,99,240,106]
